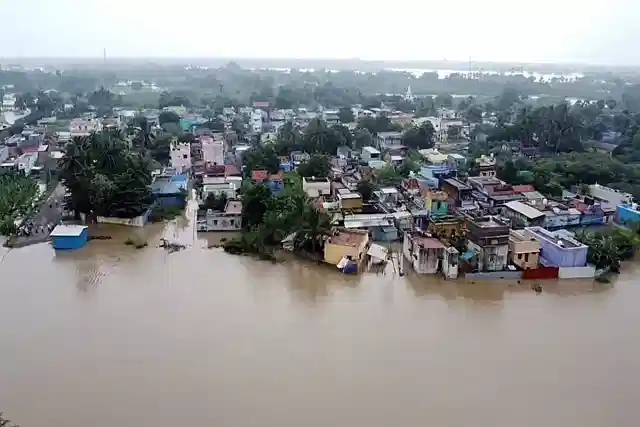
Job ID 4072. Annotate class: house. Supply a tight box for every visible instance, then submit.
[16,153,38,175]
[70,118,103,137]
[403,233,446,275]
[415,188,449,218]
[150,174,188,207]
[419,148,448,165]
[447,153,466,170]
[468,176,522,207]
[290,150,311,168]
[587,183,632,205]
[268,171,285,195]
[279,156,294,173]
[200,135,224,166]
[508,230,541,270]
[302,176,331,198]
[50,225,89,250]
[521,191,545,207]
[169,141,191,174]
[202,176,238,199]
[475,154,497,177]
[337,189,363,213]
[502,201,546,228]
[542,206,581,230]
[376,132,403,150]
[324,229,370,266]
[197,200,243,232]
[466,215,510,272]
[343,214,398,241]
[336,146,353,159]
[568,200,605,226]
[361,146,381,162]
[523,226,588,268]
[617,203,640,225]
[442,178,476,212]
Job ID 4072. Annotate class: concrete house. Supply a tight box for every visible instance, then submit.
[403,232,459,278]
[197,200,243,232]
[522,227,588,268]
[502,201,546,228]
[169,141,191,174]
[466,215,510,272]
[302,176,331,198]
[324,229,370,266]
[508,230,541,270]
[361,146,381,162]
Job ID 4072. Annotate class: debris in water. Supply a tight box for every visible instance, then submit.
[532,283,543,294]
[159,238,186,253]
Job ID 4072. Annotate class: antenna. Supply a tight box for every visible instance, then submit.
[103,48,107,62]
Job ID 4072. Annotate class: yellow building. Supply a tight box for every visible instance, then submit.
[337,189,363,213]
[508,230,541,270]
[324,229,370,266]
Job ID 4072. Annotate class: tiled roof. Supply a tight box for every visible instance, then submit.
[252,170,268,181]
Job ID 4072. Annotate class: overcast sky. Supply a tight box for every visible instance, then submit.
[0,0,634,64]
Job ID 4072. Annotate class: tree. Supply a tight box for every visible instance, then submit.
[338,107,355,123]
[464,105,483,123]
[434,93,453,109]
[204,192,228,211]
[243,145,280,175]
[375,165,402,186]
[59,132,154,220]
[356,180,374,201]
[352,128,373,149]
[297,154,331,178]
[158,111,181,126]
[241,183,272,228]
[402,122,435,149]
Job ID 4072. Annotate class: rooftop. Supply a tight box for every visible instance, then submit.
[471,215,510,228]
[413,236,445,250]
[328,229,368,247]
[444,177,472,191]
[225,200,242,215]
[50,225,88,237]
[504,201,545,220]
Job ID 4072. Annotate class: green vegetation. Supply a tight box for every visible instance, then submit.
[149,205,184,222]
[59,131,155,221]
[0,173,39,235]
[223,175,332,257]
[575,227,640,272]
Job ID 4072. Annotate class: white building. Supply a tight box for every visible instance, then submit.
[250,110,263,133]
[169,141,191,174]
[197,200,243,232]
[361,146,381,162]
[201,135,224,166]
[17,153,38,175]
[588,183,632,205]
[70,118,103,137]
[302,176,331,198]
[2,93,16,111]
[202,176,238,199]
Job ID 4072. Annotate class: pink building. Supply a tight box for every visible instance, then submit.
[200,135,224,166]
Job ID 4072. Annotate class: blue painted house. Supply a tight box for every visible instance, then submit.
[151,173,188,207]
[50,225,88,250]
[252,170,285,195]
[617,204,640,225]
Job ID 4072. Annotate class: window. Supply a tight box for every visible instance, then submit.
[183,154,188,159]
[525,253,530,262]
[213,220,218,225]
[518,253,523,260]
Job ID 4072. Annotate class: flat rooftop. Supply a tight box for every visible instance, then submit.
[328,229,368,247]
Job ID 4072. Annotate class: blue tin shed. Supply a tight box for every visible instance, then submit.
[50,225,89,250]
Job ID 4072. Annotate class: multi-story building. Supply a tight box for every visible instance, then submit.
[169,141,191,174]
[466,215,510,272]
[200,135,224,166]
[70,118,103,137]
[508,230,541,270]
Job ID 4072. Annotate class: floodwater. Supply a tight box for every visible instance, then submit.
[1,200,639,426]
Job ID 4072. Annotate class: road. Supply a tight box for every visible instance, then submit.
[9,182,66,248]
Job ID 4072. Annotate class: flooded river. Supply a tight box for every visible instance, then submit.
[1,212,639,426]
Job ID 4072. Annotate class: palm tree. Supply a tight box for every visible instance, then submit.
[297,206,332,254]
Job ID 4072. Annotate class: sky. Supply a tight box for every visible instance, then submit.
[0,0,635,65]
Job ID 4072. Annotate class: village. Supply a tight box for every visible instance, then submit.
[1,90,637,282]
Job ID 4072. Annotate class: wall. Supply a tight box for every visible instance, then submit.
[558,265,596,279]
[464,271,523,281]
[617,205,640,225]
[522,267,559,280]
[97,209,152,228]
[469,241,508,272]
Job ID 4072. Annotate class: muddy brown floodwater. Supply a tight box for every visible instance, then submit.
[1,217,639,426]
